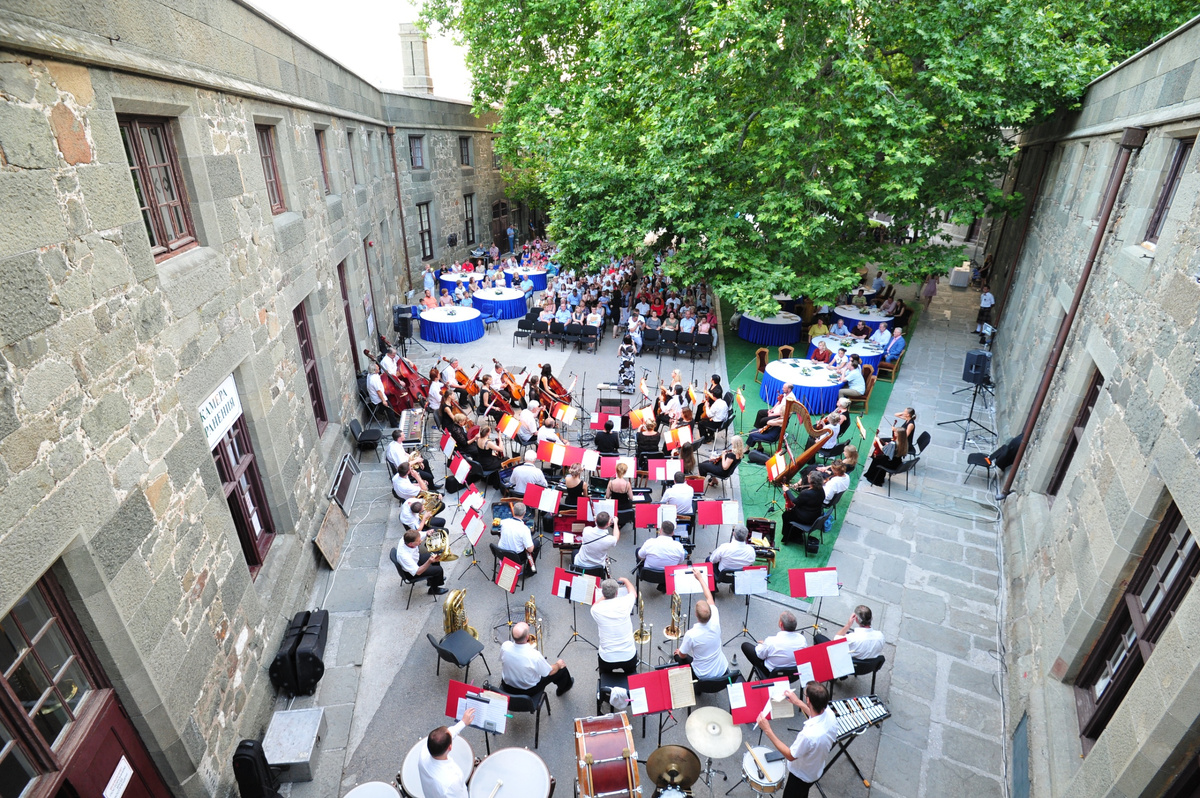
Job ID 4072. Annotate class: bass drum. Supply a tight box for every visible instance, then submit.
[576,713,639,798]
[399,735,475,798]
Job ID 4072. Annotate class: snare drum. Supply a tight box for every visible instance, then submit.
[400,735,475,798]
[468,748,552,798]
[741,747,786,795]
[576,713,640,798]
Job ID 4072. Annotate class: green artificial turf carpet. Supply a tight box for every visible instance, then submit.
[717,298,919,596]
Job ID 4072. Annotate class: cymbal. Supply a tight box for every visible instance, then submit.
[646,745,701,788]
[684,707,742,759]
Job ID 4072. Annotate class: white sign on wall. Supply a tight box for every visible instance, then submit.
[199,374,243,448]
[103,756,133,798]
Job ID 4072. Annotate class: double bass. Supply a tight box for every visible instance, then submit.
[395,353,430,404]
[363,349,414,415]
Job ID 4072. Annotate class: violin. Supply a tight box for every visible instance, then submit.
[534,364,571,406]
[441,356,481,396]
[362,349,414,415]
[493,358,525,402]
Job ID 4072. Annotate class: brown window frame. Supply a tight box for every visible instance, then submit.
[293,303,328,436]
[416,202,434,260]
[0,573,109,792]
[1144,138,1194,245]
[315,129,332,195]
[118,116,197,261]
[1074,502,1198,750]
[347,130,360,185]
[409,135,425,170]
[336,261,361,373]
[255,125,286,214]
[211,416,276,574]
[1047,370,1104,497]
[463,193,476,245]
[459,136,472,166]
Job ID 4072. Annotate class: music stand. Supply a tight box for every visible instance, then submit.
[725,568,769,646]
[551,568,599,655]
[446,681,508,755]
[491,558,522,639]
[629,665,697,747]
[788,567,841,637]
[939,382,995,449]
[452,504,490,582]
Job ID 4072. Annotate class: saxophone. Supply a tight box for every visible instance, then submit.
[443,589,479,640]
[663,593,683,640]
[633,594,652,644]
[525,594,544,653]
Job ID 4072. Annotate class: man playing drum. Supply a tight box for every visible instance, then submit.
[419,706,476,798]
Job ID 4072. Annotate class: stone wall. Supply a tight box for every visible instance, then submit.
[0,1,503,795]
[986,18,1200,798]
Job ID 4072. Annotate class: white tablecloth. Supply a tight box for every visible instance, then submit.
[473,287,523,302]
[833,305,894,325]
[421,307,482,324]
[747,311,802,326]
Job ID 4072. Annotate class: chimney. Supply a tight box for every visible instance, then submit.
[398,23,434,94]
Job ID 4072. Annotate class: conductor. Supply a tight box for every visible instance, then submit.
[419,706,476,798]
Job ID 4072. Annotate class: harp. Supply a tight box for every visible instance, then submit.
[768,400,834,487]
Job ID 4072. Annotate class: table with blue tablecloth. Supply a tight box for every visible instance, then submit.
[832,305,893,330]
[738,311,803,346]
[471,287,527,320]
[807,335,885,373]
[419,307,485,344]
[504,267,548,292]
[438,272,486,296]
[760,358,844,415]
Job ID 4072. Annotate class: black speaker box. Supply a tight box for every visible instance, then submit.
[232,740,280,798]
[962,350,992,384]
[293,609,328,696]
[267,612,305,696]
[396,315,413,340]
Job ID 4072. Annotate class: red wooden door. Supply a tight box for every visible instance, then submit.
[58,691,172,798]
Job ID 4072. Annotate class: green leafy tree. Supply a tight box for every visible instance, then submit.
[422,0,1193,315]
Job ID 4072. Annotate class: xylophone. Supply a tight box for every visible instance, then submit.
[829,695,890,740]
[824,695,890,788]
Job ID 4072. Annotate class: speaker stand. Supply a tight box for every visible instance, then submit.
[938,383,994,450]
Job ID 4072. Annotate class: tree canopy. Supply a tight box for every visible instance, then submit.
[422,0,1196,314]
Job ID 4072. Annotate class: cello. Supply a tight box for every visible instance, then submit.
[492,358,525,403]
[441,356,481,396]
[534,364,572,406]
[362,349,414,415]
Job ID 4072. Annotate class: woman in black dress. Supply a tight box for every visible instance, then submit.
[605,461,636,530]
[865,427,910,486]
[782,473,826,542]
[698,435,746,486]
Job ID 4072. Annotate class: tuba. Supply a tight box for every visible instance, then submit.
[633,593,652,644]
[443,589,478,640]
[525,594,544,653]
[663,593,683,640]
[421,493,455,561]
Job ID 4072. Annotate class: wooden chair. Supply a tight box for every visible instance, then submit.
[779,345,794,360]
[847,370,877,415]
[876,349,905,383]
[755,348,769,383]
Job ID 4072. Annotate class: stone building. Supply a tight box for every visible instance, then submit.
[984,15,1200,798]
[0,0,505,795]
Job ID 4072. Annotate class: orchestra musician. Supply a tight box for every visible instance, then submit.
[427,368,446,425]
[538,364,569,406]
[439,357,476,409]
[741,610,807,680]
[380,345,400,377]
[591,576,639,674]
[418,706,475,798]
[574,511,618,578]
[391,529,447,595]
[386,430,439,488]
[781,473,825,542]
[517,401,540,446]
[672,579,730,678]
[477,375,506,424]
[366,364,397,425]
[749,385,795,448]
[756,683,838,798]
[698,390,728,444]
[399,498,446,535]
[754,383,793,428]
[698,436,746,488]
[592,419,621,454]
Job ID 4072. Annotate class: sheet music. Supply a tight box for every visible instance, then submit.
[555,577,571,599]
[629,687,649,715]
[734,568,769,595]
[673,569,704,594]
[768,682,794,718]
[562,532,576,545]
[497,561,520,593]
[570,574,596,605]
[805,569,839,597]
[727,683,747,709]
[827,639,855,678]
[667,667,696,707]
[795,662,816,687]
[660,505,677,525]
[458,695,507,733]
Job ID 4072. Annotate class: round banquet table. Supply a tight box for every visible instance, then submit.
[772,293,798,313]
[833,304,893,329]
[419,307,485,344]
[472,287,527,320]
[760,358,845,414]
[738,311,803,346]
[439,272,486,295]
[504,267,548,292]
[807,335,885,373]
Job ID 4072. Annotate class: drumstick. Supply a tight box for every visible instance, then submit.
[487,780,503,798]
[745,742,768,780]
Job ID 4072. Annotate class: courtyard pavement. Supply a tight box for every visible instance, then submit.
[269,268,1008,798]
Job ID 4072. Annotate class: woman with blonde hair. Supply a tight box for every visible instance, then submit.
[562,462,586,504]
[606,461,635,529]
[699,435,746,486]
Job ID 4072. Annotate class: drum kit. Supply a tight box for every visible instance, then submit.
[683,707,743,787]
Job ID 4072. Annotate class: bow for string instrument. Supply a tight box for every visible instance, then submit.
[440,356,481,396]
[362,349,414,415]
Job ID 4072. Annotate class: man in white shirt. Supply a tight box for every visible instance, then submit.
[698,396,729,443]
[536,419,561,443]
[399,497,446,535]
[391,529,447,594]
[637,522,686,591]
[815,605,885,660]
[418,707,475,798]
[509,450,547,496]
[590,577,639,674]
[366,363,396,423]
[707,527,757,589]
[500,622,574,695]
[756,683,838,798]
[391,462,423,501]
[385,429,408,473]
[574,512,618,577]
[673,580,729,679]
[517,402,540,445]
[869,322,891,346]
[498,502,541,571]
[741,611,807,679]
[660,472,695,518]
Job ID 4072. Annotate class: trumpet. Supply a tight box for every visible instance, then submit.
[525,594,544,653]
[633,593,651,644]
[663,593,683,640]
